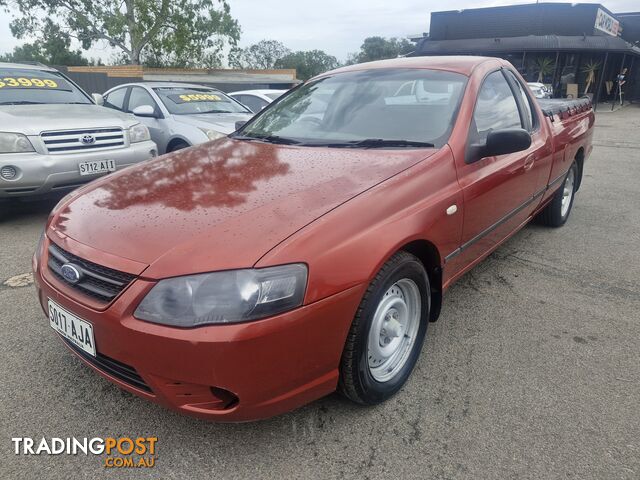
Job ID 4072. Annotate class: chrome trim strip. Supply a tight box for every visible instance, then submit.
[548,172,566,188]
[443,167,571,264]
[444,248,461,262]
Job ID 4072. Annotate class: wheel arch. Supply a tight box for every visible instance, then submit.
[395,239,443,322]
[167,136,191,153]
[574,146,585,192]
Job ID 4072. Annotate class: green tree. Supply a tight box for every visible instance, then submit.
[2,0,241,65]
[229,40,290,69]
[275,50,339,80]
[534,56,555,83]
[0,21,90,65]
[347,36,415,64]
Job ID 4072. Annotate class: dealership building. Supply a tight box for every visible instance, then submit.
[412,3,640,107]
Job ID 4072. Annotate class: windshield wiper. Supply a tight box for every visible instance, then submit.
[193,109,233,114]
[0,101,45,105]
[232,134,301,145]
[320,138,435,148]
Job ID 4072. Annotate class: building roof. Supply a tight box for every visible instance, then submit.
[414,35,640,57]
[429,3,617,41]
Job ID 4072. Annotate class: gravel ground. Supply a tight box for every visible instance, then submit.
[1,106,639,479]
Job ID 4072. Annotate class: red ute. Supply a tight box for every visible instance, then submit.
[33,56,595,421]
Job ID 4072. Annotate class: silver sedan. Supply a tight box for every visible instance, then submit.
[102,82,254,154]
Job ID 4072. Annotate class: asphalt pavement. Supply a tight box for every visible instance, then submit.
[1,106,639,479]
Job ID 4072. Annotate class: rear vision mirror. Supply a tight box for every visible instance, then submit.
[132,105,156,118]
[467,128,531,163]
[91,93,104,106]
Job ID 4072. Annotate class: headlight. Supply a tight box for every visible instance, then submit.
[199,128,225,141]
[129,123,150,143]
[0,132,34,153]
[134,264,308,327]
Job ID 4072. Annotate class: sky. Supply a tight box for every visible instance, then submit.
[1,0,638,64]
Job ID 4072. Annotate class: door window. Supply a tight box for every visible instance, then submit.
[472,71,523,141]
[104,88,127,111]
[505,70,537,131]
[128,87,157,113]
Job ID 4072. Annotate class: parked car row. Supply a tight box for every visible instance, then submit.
[0,61,287,203]
[101,83,255,155]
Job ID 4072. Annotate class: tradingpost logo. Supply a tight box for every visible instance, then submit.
[12,437,158,468]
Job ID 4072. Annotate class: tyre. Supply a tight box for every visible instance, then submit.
[538,161,578,227]
[339,251,430,405]
[168,141,189,153]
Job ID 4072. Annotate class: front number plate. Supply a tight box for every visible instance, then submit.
[48,299,96,357]
[78,159,116,176]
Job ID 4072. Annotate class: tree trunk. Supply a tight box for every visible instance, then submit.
[130,48,141,65]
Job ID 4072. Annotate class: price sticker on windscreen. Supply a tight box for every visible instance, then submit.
[168,93,222,103]
[0,70,71,90]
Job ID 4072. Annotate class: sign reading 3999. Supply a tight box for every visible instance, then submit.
[0,77,60,89]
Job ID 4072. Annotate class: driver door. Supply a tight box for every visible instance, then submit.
[126,87,167,152]
[447,69,543,276]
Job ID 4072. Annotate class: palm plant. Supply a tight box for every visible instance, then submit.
[534,56,555,83]
[582,59,601,95]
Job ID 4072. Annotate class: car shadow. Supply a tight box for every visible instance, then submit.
[0,197,61,224]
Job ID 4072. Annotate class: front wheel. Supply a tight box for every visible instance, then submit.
[538,161,578,227]
[338,251,430,405]
[167,141,190,153]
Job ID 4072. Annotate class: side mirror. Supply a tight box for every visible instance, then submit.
[467,128,531,163]
[235,120,247,131]
[91,93,104,106]
[132,105,156,118]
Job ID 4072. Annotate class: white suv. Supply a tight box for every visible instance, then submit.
[0,62,157,202]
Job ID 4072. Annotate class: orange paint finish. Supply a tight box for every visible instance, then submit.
[34,56,594,421]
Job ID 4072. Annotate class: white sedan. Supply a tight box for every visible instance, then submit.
[527,82,552,99]
[229,89,288,113]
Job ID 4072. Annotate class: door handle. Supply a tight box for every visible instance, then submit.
[524,154,535,171]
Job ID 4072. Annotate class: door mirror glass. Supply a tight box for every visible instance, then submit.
[132,105,156,117]
[235,120,247,130]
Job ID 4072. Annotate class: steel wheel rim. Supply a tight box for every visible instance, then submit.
[561,168,575,217]
[367,279,421,383]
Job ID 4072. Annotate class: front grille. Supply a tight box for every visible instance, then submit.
[47,243,136,303]
[63,338,152,393]
[41,128,125,154]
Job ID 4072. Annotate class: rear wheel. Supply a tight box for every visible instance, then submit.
[538,161,578,227]
[339,251,430,405]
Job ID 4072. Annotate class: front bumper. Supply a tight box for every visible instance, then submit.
[0,140,157,199]
[34,238,364,422]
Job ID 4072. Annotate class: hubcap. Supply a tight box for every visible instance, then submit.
[367,279,421,383]
[561,168,575,217]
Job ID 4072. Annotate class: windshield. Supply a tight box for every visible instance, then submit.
[237,69,467,147]
[0,68,92,105]
[153,87,250,115]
